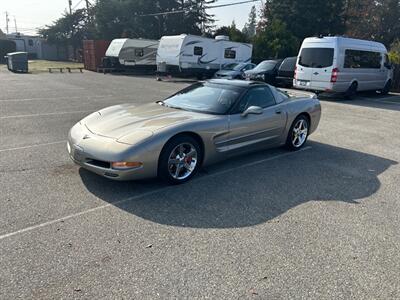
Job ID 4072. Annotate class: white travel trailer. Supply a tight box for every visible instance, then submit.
[293,36,393,97]
[103,38,159,70]
[156,34,253,78]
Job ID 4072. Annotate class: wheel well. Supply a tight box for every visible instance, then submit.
[297,112,311,127]
[159,132,205,164]
[350,80,358,88]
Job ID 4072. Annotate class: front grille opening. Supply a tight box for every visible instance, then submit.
[86,159,111,169]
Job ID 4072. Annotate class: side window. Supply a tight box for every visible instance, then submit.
[344,50,381,69]
[224,49,236,59]
[237,87,276,113]
[194,46,203,56]
[135,49,144,57]
[28,39,34,47]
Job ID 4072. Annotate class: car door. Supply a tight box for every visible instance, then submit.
[225,86,286,151]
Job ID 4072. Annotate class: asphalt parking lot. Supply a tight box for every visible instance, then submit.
[1,68,400,299]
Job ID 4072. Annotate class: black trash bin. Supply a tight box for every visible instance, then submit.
[6,52,28,73]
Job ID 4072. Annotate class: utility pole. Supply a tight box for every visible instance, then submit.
[85,0,90,10]
[5,11,9,34]
[68,0,72,14]
[13,16,17,33]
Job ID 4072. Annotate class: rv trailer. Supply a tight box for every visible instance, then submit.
[156,34,253,78]
[102,38,159,71]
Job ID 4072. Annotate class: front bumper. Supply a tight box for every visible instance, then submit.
[67,123,158,181]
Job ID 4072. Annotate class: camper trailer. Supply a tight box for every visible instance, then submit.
[102,38,159,71]
[156,34,253,78]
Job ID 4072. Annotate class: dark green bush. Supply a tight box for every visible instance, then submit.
[0,40,17,64]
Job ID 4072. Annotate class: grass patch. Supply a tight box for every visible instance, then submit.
[28,60,84,73]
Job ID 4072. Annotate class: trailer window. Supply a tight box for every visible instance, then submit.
[299,48,334,68]
[194,46,203,56]
[224,49,236,59]
[135,49,144,57]
[344,50,381,69]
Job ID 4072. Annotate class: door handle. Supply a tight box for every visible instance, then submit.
[275,109,282,114]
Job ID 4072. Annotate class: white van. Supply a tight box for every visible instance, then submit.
[156,34,253,78]
[293,36,393,97]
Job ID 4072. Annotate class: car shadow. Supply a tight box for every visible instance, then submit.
[79,141,397,229]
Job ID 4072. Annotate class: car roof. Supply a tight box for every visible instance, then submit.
[206,79,268,87]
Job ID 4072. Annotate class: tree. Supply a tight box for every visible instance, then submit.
[39,8,94,59]
[253,19,299,60]
[214,21,248,43]
[0,29,5,39]
[94,0,216,40]
[262,0,346,40]
[242,5,257,39]
[389,40,400,64]
[345,0,400,47]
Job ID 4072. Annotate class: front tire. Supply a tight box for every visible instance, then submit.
[286,115,310,151]
[158,135,202,184]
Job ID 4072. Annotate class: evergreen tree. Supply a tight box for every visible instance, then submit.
[242,5,257,38]
[262,0,346,40]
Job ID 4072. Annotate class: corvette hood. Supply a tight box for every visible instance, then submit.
[83,102,210,140]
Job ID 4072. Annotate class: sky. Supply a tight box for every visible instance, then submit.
[1,0,264,35]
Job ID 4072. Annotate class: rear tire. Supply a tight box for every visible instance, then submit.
[381,80,392,95]
[344,82,358,99]
[286,115,310,151]
[158,135,202,184]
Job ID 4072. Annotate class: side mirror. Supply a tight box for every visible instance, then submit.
[241,106,263,117]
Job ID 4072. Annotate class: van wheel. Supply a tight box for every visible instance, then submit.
[381,80,392,95]
[344,82,357,99]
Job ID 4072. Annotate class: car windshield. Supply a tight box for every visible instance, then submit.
[299,48,334,68]
[163,83,241,114]
[222,63,243,71]
[253,61,278,71]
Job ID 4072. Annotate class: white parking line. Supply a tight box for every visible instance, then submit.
[0,147,311,241]
[0,110,92,119]
[0,141,66,152]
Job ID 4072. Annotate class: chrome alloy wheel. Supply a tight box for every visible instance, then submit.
[292,119,308,148]
[168,143,198,180]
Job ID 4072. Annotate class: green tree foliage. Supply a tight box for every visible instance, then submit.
[242,5,257,39]
[253,19,299,60]
[214,21,248,43]
[94,0,216,40]
[345,0,400,46]
[39,8,93,55]
[389,40,400,64]
[262,0,346,41]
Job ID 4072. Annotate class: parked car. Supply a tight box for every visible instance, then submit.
[244,59,283,85]
[276,57,297,87]
[293,36,394,98]
[67,79,321,184]
[213,62,256,79]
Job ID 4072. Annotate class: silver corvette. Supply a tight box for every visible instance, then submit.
[67,79,321,184]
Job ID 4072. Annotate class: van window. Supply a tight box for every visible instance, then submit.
[135,49,144,57]
[28,39,34,47]
[224,49,236,59]
[344,50,381,69]
[299,48,334,68]
[194,46,203,56]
